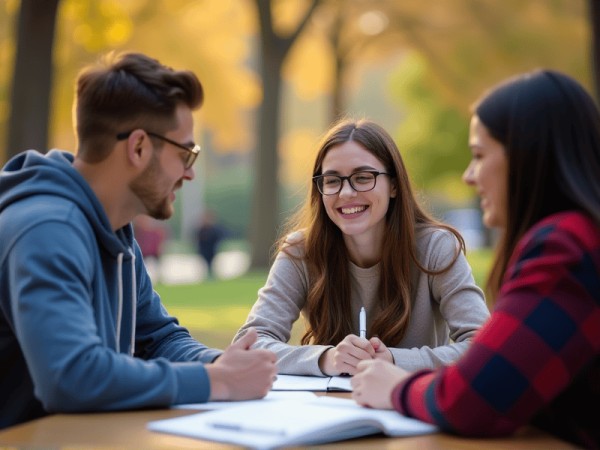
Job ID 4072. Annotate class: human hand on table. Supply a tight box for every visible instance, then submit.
[351,359,410,409]
[206,327,277,401]
[318,335,393,376]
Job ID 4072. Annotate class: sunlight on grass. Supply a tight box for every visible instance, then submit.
[167,306,251,331]
[156,272,268,348]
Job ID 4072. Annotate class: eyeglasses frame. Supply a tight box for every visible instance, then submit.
[312,170,391,195]
[116,130,201,169]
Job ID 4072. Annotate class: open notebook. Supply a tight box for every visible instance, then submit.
[148,396,437,449]
[174,391,317,410]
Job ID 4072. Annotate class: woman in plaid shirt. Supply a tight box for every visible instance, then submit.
[351,70,600,448]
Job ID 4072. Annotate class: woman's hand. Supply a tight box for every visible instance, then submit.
[369,336,393,363]
[319,334,377,375]
[351,359,409,409]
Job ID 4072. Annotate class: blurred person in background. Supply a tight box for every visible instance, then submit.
[133,215,168,282]
[351,70,600,449]
[195,210,228,279]
[0,51,276,430]
[235,118,489,376]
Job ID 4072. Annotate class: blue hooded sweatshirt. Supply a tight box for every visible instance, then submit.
[0,150,222,429]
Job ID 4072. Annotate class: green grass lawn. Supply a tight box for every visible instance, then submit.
[155,271,269,349]
[466,247,494,289]
[156,248,493,349]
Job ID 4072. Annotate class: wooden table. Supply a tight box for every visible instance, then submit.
[0,394,578,449]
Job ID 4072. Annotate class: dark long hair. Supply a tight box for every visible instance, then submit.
[277,119,465,346]
[474,70,600,301]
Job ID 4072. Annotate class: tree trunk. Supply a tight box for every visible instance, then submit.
[590,0,600,101]
[250,0,320,270]
[6,0,60,160]
[330,12,345,122]
[249,40,284,268]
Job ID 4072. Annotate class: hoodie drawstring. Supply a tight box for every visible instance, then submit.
[116,253,124,353]
[115,250,137,356]
[128,248,137,356]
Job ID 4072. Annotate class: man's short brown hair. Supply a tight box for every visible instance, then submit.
[75,52,203,162]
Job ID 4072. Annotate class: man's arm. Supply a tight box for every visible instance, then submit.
[131,241,221,363]
[9,221,274,412]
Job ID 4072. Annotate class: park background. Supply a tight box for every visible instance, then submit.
[0,0,595,348]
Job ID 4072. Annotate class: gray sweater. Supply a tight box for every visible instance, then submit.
[234,227,490,375]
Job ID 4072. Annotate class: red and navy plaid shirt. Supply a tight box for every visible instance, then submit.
[393,211,600,448]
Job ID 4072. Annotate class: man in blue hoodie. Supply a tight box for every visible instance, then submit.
[0,52,277,429]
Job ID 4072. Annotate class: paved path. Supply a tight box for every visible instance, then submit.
[145,250,251,285]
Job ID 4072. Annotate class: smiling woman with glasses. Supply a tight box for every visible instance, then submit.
[116,130,201,169]
[234,118,489,379]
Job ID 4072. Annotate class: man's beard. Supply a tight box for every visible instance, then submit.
[129,152,177,220]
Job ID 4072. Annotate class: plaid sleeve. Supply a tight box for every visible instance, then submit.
[392,212,600,438]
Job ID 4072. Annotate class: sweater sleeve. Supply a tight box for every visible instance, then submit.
[391,213,600,437]
[233,248,332,376]
[389,229,490,370]
[8,221,212,413]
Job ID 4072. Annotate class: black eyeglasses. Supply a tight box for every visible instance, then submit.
[116,130,201,169]
[312,170,390,195]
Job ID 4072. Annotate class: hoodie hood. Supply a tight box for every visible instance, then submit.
[0,149,132,257]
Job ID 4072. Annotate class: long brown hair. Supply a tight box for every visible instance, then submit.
[473,70,600,303]
[277,119,465,346]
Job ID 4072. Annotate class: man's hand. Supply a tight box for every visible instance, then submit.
[205,327,277,401]
[351,359,409,409]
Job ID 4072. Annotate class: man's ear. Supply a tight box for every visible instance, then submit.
[125,129,151,168]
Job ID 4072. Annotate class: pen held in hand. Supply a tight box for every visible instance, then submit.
[359,306,366,339]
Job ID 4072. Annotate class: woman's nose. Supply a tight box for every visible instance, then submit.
[339,178,356,197]
[462,162,475,186]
